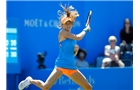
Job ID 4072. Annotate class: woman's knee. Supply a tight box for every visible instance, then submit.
[41,83,51,90]
[102,58,111,63]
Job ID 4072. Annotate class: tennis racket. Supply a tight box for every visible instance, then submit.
[86,10,92,27]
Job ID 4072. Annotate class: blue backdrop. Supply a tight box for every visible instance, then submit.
[7,1,133,90]
[7,1,133,70]
[7,67,133,90]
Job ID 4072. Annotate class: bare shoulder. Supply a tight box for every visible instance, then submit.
[59,30,64,36]
[58,30,66,42]
[59,29,69,35]
[59,29,74,38]
[59,30,77,40]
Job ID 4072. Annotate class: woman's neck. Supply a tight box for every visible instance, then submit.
[125,28,130,33]
[64,29,70,32]
[110,45,115,49]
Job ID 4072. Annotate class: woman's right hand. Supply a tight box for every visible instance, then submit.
[84,25,91,32]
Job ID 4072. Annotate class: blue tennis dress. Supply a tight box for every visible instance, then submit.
[55,38,77,70]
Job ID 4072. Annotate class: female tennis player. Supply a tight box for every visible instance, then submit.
[18,3,92,90]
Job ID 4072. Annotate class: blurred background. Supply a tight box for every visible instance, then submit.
[6,1,133,90]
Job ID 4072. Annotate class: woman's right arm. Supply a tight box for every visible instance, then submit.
[104,49,110,57]
[104,45,110,57]
[60,25,90,40]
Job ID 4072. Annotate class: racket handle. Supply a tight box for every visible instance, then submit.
[84,24,90,32]
[83,26,89,32]
[83,29,88,33]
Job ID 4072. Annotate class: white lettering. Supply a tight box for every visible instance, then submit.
[24,19,38,27]
[88,75,95,85]
[24,19,81,28]
[24,19,30,27]
[56,75,94,85]
[34,19,38,27]
[54,20,59,28]
[30,19,35,27]
[39,19,43,27]
[57,76,76,85]
[10,47,17,50]
[10,40,17,47]
[44,21,48,27]
[49,20,53,27]
[10,52,17,57]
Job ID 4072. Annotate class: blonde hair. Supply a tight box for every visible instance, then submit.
[57,3,79,29]
[108,35,117,42]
